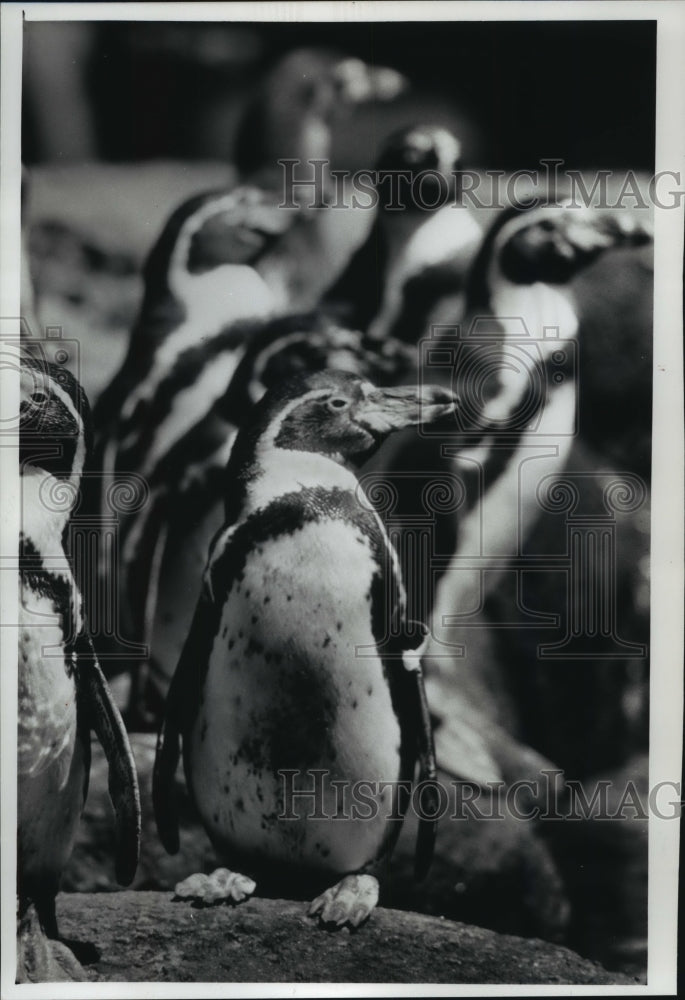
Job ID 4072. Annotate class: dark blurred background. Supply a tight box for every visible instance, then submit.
[22,19,656,171]
[19,17,657,981]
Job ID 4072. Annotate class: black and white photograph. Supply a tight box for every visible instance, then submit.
[1,1,683,994]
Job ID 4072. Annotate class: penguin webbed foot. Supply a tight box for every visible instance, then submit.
[308,873,379,929]
[16,902,93,983]
[173,868,256,907]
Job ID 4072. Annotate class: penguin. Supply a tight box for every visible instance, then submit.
[92,49,407,437]
[17,355,141,982]
[417,201,653,961]
[316,128,481,647]
[445,197,654,514]
[233,48,407,187]
[566,237,653,482]
[417,198,653,780]
[322,124,482,345]
[114,312,415,727]
[90,51,408,695]
[153,370,457,926]
[90,186,298,465]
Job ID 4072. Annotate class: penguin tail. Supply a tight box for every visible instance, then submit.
[152,713,181,856]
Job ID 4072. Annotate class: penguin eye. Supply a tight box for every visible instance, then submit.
[328,396,351,412]
[538,219,556,232]
[30,391,49,405]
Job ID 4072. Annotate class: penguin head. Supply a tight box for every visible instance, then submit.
[222,314,414,422]
[375,125,463,210]
[19,355,91,484]
[140,187,283,323]
[500,204,651,285]
[170,191,265,272]
[255,48,406,124]
[231,370,458,475]
[234,49,407,178]
[461,199,654,438]
[329,57,407,107]
[470,199,653,304]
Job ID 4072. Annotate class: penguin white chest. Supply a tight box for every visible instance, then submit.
[188,518,404,874]
[18,590,78,779]
[17,586,85,883]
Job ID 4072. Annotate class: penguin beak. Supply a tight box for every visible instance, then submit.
[354,384,458,436]
[333,59,409,104]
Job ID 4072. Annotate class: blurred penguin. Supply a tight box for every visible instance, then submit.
[419,198,652,781]
[323,124,482,345]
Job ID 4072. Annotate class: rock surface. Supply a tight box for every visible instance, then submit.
[63,734,647,980]
[56,891,634,985]
[63,735,571,940]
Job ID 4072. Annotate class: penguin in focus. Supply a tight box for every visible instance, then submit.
[322,124,482,345]
[17,355,141,982]
[153,370,457,925]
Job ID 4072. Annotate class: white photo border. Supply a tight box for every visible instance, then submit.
[1,2,683,997]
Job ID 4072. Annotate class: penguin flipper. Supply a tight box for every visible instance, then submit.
[121,486,169,644]
[76,633,141,886]
[405,660,439,881]
[152,707,182,856]
[152,590,219,855]
[124,500,170,727]
[321,221,385,331]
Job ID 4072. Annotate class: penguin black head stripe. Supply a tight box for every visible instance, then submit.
[498,204,651,286]
[273,373,454,456]
[466,197,653,310]
[219,312,410,425]
[19,356,91,486]
[224,370,458,520]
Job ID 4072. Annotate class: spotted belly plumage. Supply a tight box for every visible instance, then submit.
[18,587,86,896]
[189,519,404,875]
